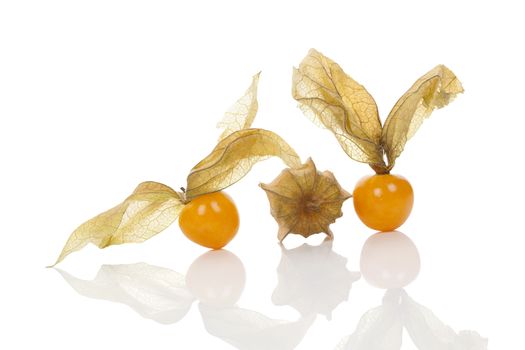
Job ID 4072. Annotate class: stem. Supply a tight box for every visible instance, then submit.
[369,146,390,174]
[370,163,390,175]
[177,187,189,204]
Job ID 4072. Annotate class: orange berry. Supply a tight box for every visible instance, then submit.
[179,191,240,249]
[353,174,414,231]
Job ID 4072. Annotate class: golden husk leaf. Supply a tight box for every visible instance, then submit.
[51,182,184,266]
[293,50,463,173]
[185,128,301,200]
[382,65,464,169]
[217,72,261,140]
[260,158,351,242]
[292,49,386,169]
[185,72,301,200]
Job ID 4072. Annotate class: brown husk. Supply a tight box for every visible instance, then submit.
[260,158,351,242]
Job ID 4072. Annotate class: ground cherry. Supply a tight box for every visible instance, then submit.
[179,191,240,249]
[353,174,414,231]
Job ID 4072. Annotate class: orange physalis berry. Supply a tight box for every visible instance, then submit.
[353,174,414,232]
[179,191,240,249]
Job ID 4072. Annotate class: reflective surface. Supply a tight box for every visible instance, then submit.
[336,232,487,349]
[56,233,486,349]
[360,232,420,289]
[57,263,194,324]
[335,289,487,350]
[272,240,361,319]
[57,241,357,349]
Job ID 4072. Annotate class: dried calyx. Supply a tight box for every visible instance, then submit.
[260,158,351,242]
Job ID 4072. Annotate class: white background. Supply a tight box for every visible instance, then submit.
[1,0,523,349]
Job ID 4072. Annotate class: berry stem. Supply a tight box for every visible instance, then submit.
[370,164,390,175]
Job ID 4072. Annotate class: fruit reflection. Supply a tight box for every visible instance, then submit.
[335,230,487,349]
[360,231,420,289]
[186,249,246,307]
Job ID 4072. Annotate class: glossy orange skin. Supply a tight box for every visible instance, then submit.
[179,191,240,249]
[353,174,414,231]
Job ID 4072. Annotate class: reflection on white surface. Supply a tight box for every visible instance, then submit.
[192,250,315,350]
[360,231,420,289]
[335,231,488,350]
[335,290,488,350]
[199,304,314,350]
[56,233,487,349]
[57,249,316,349]
[57,263,194,324]
[186,250,246,307]
[272,239,361,319]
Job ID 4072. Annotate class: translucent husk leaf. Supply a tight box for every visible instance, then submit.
[186,128,301,200]
[293,50,463,174]
[260,158,351,241]
[292,49,386,169]
[186,72,301,200]
[217,72,261,140]
[382,65,464,169]
[51,182,184,266]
